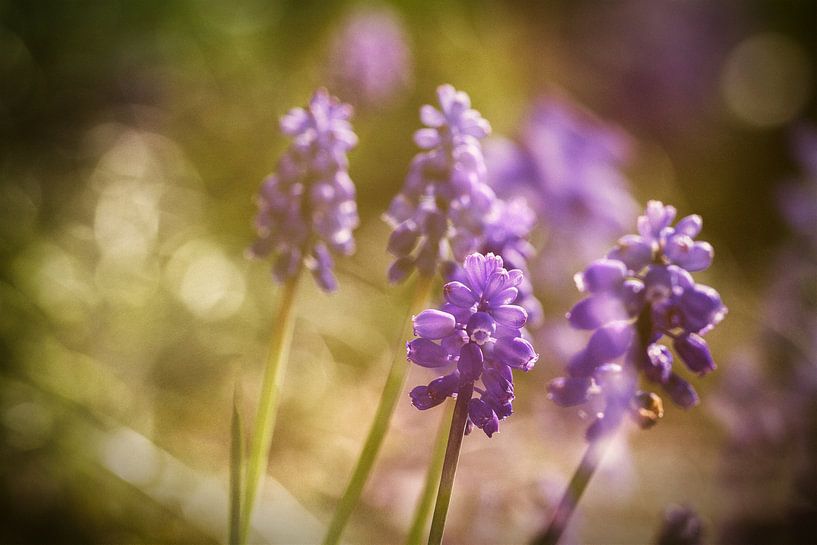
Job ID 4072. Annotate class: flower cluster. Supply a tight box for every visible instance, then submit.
[407,252,539,437]
[548,201,727,436]
[385,84,497,283]
[327,7,412,107]
[249,89,359,292]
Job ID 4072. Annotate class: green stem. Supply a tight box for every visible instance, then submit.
[240,272,303,544]
[229,383,244,545]
[427,381,474,545]
[405,403,454,545]
[532,434,613,545]
[322,274,434,545]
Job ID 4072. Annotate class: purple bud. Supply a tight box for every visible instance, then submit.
[665,235,714,272]
[493,336,538,371]
[413,309,457,340]
[547,377,593,407]
[468,398,499,437]
[567,349,597,378]
[482,368,514,402]
[576,259,627,293]
[586,322,634,364]
[679,284,726,333]
[388,256,414,284]
[463,252,488,291]
[387,221,420,256]
[406,338,450,368]
[490,305,528,329]
[410,372,459,410]
[409,385,443,410]
[487,287,519,307]
[674,214,703,238]
[673,333,716,375]
[428,371,460,399]
[457,343,484,382]
[567,294,627,330]
[607,235,653,272]
[662,373,700,409]
[444,281,478,308]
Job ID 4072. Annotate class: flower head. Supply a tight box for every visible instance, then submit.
[327,7,412,107]
[385,85,497,283]
[249,89,359,292]
[407,252,539,437]
[548,201,726,438]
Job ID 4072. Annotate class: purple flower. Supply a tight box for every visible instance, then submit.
[407,252,539,437]
[443,196,543,328]
[548,201,726,437]
[385,85,497,283]
[327,7,412,107]
[248,89,359,292]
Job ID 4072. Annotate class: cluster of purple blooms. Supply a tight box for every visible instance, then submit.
[249,89,359,292]
[548,201,727,437]
[385,84,497,283]
[407,253,539,437]
[327,7,412,107]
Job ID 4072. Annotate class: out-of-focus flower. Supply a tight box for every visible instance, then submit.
[655,504,704,545]
[248,89,359,292]
[548,201,726,438]
[407,252,539,437]
[327,6,412,107]
[384,84,497,283]
[485,96,638,290]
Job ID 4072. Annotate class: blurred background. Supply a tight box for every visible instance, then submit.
[1,0,815,543]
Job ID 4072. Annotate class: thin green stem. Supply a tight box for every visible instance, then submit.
[240,272,303,544]
[427,381,474,545]
[405,403,454,545]
[322,274,434,545]
[229,383,244,545]
[532,434,613,545]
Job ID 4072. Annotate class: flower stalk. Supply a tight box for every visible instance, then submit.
[322,274,434,545]
[240,271,303,544]
[427,381,473,545]
[405,403,453,545]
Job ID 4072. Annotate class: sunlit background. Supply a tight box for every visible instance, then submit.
[1,1,815,543]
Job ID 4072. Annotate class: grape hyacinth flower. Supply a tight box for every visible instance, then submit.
[249,88,359,292]
[327,6,412,107]
[408,252,539,437]
[241,89,358,545]
[548,200,727,437]
[536,201,726,545]
[410,253,538,545]
[384,84,497,283]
